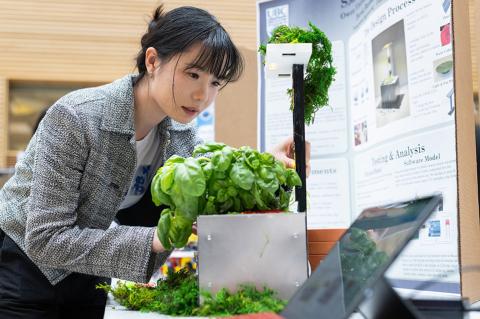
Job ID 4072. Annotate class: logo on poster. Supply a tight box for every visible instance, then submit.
[266,5,289,37]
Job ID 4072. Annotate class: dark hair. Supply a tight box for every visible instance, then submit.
[136,5,243,85]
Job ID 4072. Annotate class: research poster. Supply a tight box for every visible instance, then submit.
[258,0,457,293]
[196,104,215,142]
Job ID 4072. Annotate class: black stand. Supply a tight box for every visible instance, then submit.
[292,64,307,213]
[357,277,420,319]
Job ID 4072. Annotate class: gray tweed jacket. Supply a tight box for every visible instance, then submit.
[0,74,202,285]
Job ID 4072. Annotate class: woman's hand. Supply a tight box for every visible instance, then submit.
[268,137,311,177]
[152,223,197,253]
[152,228,166,253]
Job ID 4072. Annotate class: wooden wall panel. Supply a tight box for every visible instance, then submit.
[0,0,148,82]
[0,0,257,81]
[0,0,258,166]
[0,78,7,167]
[470,0,479,96]
[215,47,258,149]
[453,0,480,301]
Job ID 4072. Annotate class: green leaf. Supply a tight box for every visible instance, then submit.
[212,170,226,180]
[157,209,173,250]
[174,158,206,197]
[286,169,302,187]
[211,148,232,172]
[216,188,229,203]
[208,179,224,196]
[273,162,287,185]
[219,198,234,212]
[259,187,276,208]
[192,142,226,156]
[164,155,185,166]
[238,190,256,210]
[279,187,291,210]
[198,195,206,217]
[256,177,279,195]
[244,152,260,169]
[252,183,268,210]
[154,184,174,208]
[229,162,255,190]
[203,196,217,215]
[160,165,176,194]
[233,196,242,212]
[196,157,211,165]
[169,213,193,248]
[170,184,199,219]
[200,161,213,181]
[151,172,173,207]
[260,152,276,165]
[258,166,275,181]
[227,186,237,197]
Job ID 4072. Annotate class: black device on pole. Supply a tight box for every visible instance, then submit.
[292,64,307,213]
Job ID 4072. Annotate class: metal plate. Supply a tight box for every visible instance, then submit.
[197,213,308,301]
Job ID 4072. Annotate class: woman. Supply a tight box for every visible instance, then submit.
[0,5,305,319]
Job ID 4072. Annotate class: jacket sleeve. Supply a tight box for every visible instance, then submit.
[25,104,169,283]
[193,125,204,148]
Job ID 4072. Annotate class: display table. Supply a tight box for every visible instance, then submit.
[103,294,199,319]
[104,289,480,319]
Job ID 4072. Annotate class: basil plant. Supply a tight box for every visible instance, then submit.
[151,142,301,249]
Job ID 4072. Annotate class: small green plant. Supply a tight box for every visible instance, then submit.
[97,269,286,316]
[259,22,336,125]
[196,284,287,316]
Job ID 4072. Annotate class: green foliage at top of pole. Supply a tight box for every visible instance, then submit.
[259,22,336,125]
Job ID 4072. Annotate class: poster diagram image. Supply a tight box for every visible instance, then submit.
[354,120,368,146]
[420,218,452,243]
[442,0,451,13]
[440,23,451,46]
[197,109,213,126]
[433,55,453,82]
[196,104,215,142]
[372,20,410,128]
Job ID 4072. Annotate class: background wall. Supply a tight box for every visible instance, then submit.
[471,0,480,117]
[0,0,478,167]
[0,0,258,167]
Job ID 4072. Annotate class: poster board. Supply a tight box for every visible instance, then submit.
[257,0,480,301]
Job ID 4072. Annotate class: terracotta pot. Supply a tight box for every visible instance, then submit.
[307,229,346,271]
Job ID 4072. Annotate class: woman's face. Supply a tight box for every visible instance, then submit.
[148,43,223,124]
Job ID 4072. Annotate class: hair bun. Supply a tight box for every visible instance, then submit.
[148,5,165,31]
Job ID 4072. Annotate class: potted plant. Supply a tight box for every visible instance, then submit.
[151,142,302,250]
[259,22,336,125]
[150,143,307,304]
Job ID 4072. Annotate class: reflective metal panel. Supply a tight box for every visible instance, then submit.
[197,213,308,301]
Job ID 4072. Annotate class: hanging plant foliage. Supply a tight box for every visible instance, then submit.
[259,22,336,125]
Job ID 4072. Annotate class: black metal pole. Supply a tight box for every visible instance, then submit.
[292,64,307,213]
